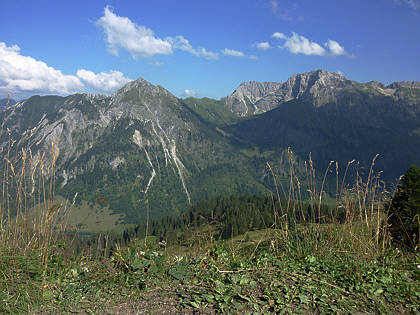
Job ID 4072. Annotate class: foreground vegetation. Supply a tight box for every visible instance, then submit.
[0,134,418,313]
[1,225,419,313]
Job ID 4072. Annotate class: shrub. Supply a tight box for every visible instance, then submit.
[388,165,420,251]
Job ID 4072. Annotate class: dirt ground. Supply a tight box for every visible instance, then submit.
[105,289,216,315]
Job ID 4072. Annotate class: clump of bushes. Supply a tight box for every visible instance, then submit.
[388,165,420,251]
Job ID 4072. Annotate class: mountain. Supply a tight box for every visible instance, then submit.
[223,70,420,117]
[0,79,267,223]
[0,70,419,226]
[222,70,420,181]
[0,98,17,111]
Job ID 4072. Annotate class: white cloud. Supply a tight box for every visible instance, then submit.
[166,36,218,59]
[97,6,172,58]
[199,48,219,60]
[77,69,131,92]
[256,42,272,50]
[184,89,196,97]
[273,32,325,55]
[167,36,199,56]
[324,40,345,56]
[272,32,287,40]
[272,32,347,57]
[97,7,219,61]
[0,42,84,97]
[221,48,245,57]
[249,55,258,60]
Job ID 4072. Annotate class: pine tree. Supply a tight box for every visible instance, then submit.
[388,165,420,251]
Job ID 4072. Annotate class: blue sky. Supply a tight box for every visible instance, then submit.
[1,0,419,100]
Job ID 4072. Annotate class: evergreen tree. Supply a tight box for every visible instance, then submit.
[388,165,420,251]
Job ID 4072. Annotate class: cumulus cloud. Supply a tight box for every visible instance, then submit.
[0,42,84,97]
[272,32,347,56]
[221,48,245,57]
[272,32,324,55]
[324,40,345,56]
[249,55,258,60]
[256,42,272,50]
[77,69,131,92]
[97,7,219,60]
[272,32,287,40]
[97,5,172,58]
[0,41,133,98]
[184,89,196,97]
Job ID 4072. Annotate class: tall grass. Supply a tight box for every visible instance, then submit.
[0,122,75,274]
[268,148,392,260]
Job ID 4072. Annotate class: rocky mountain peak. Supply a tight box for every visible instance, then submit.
[283,70,347,98]
[224,70,420,117]
[115,77,175,102]
[116,77,155,94]
[224,70,351,116]
[228,81,281,104]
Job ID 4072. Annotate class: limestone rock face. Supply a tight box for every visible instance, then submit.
[224,81,283,116]
[224,70,420,116]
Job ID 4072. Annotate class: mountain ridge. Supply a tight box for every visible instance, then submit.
[0,70,418,226]
[224,69,420,117]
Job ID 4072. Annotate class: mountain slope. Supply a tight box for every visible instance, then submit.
[224,71,420,181]
[0,79,268,223]
[1,71,418,226]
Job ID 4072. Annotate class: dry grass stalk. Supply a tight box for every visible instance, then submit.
[266,150,391,259]
[0,123,76,270]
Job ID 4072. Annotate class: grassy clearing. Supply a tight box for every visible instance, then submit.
[27,195,126,233]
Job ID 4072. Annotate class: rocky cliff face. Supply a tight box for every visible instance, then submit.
[224,70,420,116]
[224,81,283,116]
